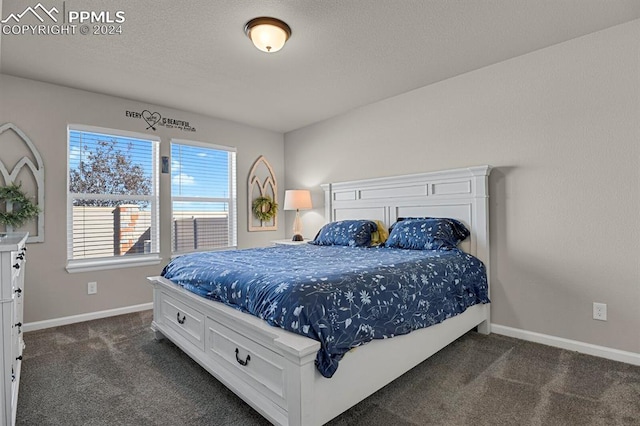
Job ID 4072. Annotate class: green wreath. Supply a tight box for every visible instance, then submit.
[252,196,278,222]
[0,183,40,227]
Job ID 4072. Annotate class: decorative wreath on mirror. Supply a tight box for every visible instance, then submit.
[252,196,278,222]
[0,183,40,227]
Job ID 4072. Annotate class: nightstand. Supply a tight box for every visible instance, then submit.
[271,239,309,246]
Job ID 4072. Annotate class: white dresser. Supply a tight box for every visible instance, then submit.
[0,233,27,426]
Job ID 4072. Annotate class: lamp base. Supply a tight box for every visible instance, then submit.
[291,234,304,242]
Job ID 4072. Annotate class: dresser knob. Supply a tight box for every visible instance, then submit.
[15,355,22,361]
[15,288,22,294]
[13,263,20,269]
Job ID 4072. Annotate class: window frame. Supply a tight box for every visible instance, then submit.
[170,138,237,255]
[66,124,161,273]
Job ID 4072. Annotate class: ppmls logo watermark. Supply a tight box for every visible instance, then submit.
[1,2,125,36]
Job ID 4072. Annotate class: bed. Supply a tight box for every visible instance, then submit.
[148,165,491,425]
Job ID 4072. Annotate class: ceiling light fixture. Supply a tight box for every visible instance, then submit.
[244,17,291,53]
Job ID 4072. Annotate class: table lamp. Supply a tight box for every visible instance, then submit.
[283,190,312,241]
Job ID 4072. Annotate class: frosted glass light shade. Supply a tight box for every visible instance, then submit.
[283,190,312,210]
[244,17,291,53]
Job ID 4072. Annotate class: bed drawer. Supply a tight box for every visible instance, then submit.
[160,292,205,351]
[206,318,287,409]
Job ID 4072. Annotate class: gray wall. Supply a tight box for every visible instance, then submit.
[284,20,640,354]
[0,74,285,323]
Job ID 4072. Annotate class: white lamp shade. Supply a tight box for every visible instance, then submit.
[283,190,312,210]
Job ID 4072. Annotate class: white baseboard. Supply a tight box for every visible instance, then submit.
[21,310,640,366]
[23,302,153,333]
[491,324,640,367]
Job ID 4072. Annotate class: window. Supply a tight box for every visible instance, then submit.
[171,139,237,253]
[67,125,160,272]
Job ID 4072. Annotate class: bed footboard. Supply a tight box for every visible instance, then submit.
[149,275,489,426]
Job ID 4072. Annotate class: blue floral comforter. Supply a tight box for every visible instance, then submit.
[161,244,489,378]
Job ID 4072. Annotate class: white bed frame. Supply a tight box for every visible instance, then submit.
[148,165,491,426]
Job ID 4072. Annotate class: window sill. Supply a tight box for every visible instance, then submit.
[66,254,163,273]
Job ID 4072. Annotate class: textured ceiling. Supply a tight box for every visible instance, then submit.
[2,0,639,133]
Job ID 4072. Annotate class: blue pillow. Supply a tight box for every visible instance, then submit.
[311,220,377,247]
[385,218,469,250]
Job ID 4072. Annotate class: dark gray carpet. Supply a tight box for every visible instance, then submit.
[17,310,640,425]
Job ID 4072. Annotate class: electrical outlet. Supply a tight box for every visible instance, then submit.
[88,281,97,295]
[593,302,607,321]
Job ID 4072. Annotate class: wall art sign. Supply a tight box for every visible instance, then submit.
[125,109,196,132]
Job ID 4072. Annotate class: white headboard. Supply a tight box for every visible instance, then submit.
[320,165,491,268]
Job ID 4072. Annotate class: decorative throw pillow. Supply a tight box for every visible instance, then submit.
[311,220,378,247]
[385,217,469,250]
[370,220,389,246]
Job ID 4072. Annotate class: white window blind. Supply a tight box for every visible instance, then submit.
[67,125,159,267]
[171,139,237,253]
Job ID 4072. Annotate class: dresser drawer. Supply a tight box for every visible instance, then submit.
[11,316,21,367]
[10,247,26,283]
[159,292,205,351]
[206,318,287,409]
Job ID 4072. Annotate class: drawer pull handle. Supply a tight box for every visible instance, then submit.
[13,263,20,269]
[16,355,22,361]
[235,348,251,366]
[176,313,186,325]
[17,254,24,260]
[15,288,22,294]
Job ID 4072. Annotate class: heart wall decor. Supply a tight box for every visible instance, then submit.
[142,110,162,130]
